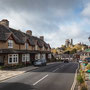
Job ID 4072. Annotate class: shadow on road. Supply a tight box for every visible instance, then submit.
[0,82,35,90]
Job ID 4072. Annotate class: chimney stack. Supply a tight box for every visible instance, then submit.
[0,19,9,27]
[40,36,44,41]
[26,30,32,36]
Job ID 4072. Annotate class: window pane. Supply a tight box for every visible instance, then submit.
[8,40,13,48]
[9,58,12,63]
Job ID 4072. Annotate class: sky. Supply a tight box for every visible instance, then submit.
[0,0,90,48]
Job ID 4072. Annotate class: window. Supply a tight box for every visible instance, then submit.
[48,48,50,51]
[8,40,13,48]
[22,54,30,62]
[42,46,45,51]
[35,45,38,50]
[48,54,51,59]
[8,54,18,64]
[25,43,28,49]
[41,54,46,59]
[32,46,35,50]
[35,54,40,60]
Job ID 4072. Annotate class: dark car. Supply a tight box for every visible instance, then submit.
[85,57,90,62]
[64,59,69,63]
[34,59,47,66]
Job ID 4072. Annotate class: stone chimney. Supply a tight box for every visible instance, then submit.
[26,30,32,36]
[40,36,44,41]
[0,19,9,27]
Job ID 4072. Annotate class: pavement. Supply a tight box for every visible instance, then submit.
[0,62,78,90]
[0,65,39,82]
[81,63,90,90]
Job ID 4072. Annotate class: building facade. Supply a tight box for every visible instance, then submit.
[0,19,52,66]
[80,49,90,60]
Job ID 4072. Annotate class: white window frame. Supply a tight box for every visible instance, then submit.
[41,54,46,59]
[35,45,38,50]
[8,54,18,64]
[8,40,13,48]
[22,54,30,62]
[35,54,40,60]
[48,54,51,59]
[48,48,50,51]
[42,46,45,51]
[25,43,28,49]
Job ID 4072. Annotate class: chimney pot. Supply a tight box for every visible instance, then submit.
[40,36,44,41]
[0,19,9,27]
[26,30,32,36]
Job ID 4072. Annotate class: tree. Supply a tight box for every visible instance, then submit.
[70,48,77,54]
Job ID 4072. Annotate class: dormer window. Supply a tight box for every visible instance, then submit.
[8,40,13,48]
[25,43,28,49]
[43,46,45,51]
[48,48,50,51]
[35,45,38,50]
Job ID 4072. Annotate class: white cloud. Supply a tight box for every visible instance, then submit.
[44,22,90,48]
[0,0,89,48]
[59,23,81,37]
[81,3,90,17]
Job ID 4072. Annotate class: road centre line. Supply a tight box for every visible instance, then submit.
[33,74,48,86]
[33,63,70,86]
[52,63,72,73]
[52,64,65,73]
[52,68,59,72]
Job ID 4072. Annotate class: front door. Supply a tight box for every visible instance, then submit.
[30,53,35,65]
[0,56,4,65]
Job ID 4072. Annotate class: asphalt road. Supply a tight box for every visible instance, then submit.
[0,62,78,90]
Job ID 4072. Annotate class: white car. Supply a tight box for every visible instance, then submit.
[34,59,47,66]
[79,60,82,63]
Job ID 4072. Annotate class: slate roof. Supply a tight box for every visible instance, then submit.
[0,24,50,48]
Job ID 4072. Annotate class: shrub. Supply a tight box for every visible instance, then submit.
[77,74,84,84]
[81,84,87,90]
[86,64,90,70]
[0,66,4,69]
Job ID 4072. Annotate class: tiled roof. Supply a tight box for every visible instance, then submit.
[0,24,50,48]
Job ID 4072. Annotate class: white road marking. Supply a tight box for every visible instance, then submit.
[52,64,67,73]
[71,63,79,90]
[33,74,48,86]
[52,68,59,72]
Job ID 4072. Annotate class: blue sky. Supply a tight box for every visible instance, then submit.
[0,0,90,48]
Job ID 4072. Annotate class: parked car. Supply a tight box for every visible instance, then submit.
[85,57,90,62]
[64,59,69,63]
[79,60,82,63]
[34,59,47,66]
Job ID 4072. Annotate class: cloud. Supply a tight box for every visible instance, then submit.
[44,22,90,47]
[0,0,89,47]
[81,3,90,17]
